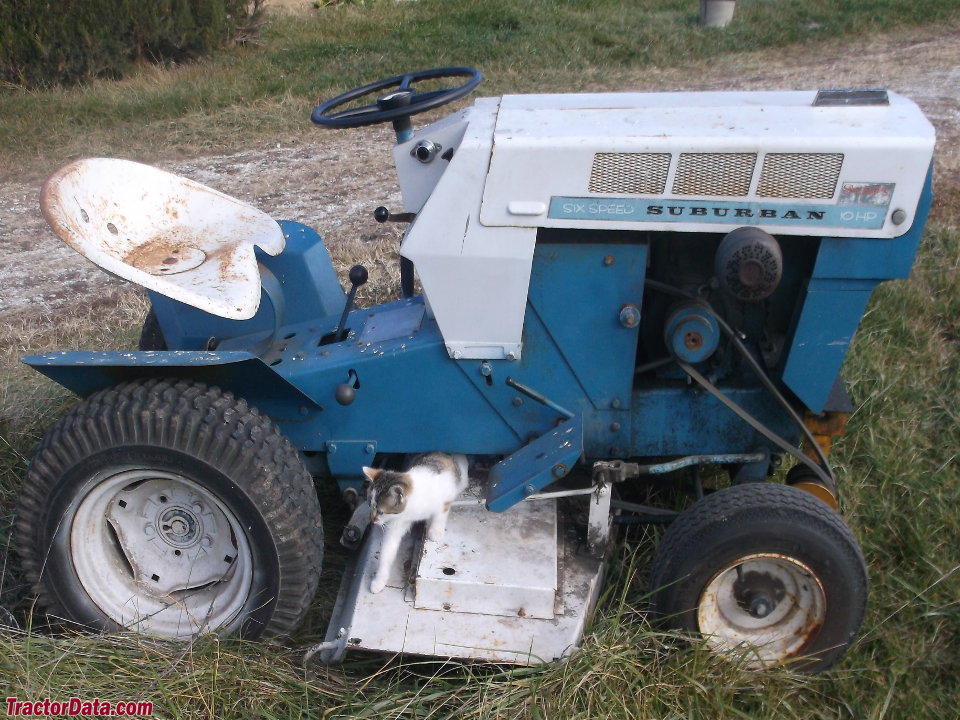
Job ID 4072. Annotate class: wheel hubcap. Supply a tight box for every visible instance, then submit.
[70,469,253,638]
[698,553,826,667]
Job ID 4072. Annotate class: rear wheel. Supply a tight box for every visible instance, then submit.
[15,378,323,639]
[647,483,867,671]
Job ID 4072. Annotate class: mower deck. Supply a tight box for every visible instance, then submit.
[319,489,607,664]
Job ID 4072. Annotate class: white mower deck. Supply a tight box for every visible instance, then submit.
[318,487,608,664]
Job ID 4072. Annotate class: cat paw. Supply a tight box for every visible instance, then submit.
[370,576,386,594]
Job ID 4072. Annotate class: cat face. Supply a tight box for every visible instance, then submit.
[362,467,412,523]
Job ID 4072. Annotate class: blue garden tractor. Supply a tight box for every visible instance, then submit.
[15,68,934,671]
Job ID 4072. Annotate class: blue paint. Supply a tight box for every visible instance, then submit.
[487,414,583,512]
[23,350,321,421]
[24,166,932,512]
[813,165,933,280]
[781,166,934,412]
[151,221,344,351]
[526,243,646,409]
[549,196,888,230]
[325,440,377,479]
[629,385,798,458]
[780,281,876,414]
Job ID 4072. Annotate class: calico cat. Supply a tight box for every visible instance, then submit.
[362,452,469,594]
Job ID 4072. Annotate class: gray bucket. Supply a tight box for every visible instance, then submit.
[700,0,736,28]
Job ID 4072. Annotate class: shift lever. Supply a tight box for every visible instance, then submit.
[337,264,368,341]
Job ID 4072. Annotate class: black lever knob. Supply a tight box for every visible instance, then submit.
[349,264,369,287]
[374,206,416,224]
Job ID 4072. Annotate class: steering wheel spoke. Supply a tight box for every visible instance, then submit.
[327,102,382,120]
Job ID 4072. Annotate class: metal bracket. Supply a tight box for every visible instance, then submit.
[592,459,641,484]
[302,626,348,666]
[324,440,378,478]
[486,414,583,512]
[340,500,372,549]
[586,473,613,558]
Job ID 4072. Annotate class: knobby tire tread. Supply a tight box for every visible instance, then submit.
[15,378,323,639]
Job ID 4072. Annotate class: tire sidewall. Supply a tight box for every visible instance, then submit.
[35,444,280,639]
[650,487,867,671]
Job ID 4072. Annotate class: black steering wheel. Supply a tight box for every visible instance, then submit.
[310,66,482,132]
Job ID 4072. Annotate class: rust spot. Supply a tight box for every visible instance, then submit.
[684,331,704,350]
[123,235,207,276]
[802,410,849,461]
[786,621,821,657]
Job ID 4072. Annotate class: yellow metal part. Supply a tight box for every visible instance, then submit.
[788,410,849,510]
[802,410,849,462]
[790,480,839,510]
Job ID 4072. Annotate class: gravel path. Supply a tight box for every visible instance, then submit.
[1,24,957,318]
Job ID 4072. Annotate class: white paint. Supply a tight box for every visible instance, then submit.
[393,90,934,359]
[40,158,284,319]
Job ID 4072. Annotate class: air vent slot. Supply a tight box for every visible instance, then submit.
[589,153,671,195]
[757,153,844,199]
[672,153,757,197]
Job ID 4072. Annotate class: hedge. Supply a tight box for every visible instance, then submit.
[0,0,264,88]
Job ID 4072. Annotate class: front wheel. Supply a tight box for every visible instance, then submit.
[15,379,323,639]
[647,483,867,672]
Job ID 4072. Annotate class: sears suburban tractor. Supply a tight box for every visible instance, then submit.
[15,68,934,672]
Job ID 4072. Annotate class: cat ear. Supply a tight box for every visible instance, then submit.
[361,466,381,482]
[389,484,405,508]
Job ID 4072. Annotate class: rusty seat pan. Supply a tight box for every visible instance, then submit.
[41,158,285,320]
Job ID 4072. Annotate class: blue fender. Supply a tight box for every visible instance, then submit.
[22,350,322,421]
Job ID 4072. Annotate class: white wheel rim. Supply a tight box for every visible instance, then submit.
[70,469,254,638]
[697,553,826,667]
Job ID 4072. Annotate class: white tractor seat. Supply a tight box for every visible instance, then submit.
[41,158,285,320]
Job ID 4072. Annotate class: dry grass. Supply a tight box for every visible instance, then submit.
[2,3,960,717]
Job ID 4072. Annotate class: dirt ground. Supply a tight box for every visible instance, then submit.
[1,23,958,318]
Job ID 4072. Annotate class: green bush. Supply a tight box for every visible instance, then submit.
[0,0,264,88]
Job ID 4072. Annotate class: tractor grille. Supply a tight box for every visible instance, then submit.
[589,153,671,195]
[757,153,844,198]
[672,153,757,196]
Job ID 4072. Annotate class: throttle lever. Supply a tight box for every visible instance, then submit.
[374,206,416,224]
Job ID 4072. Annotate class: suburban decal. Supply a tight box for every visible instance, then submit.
[547,196,888,229]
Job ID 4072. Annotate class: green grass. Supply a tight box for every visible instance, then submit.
[3,0,960,717]
[2,0,960,176]
[2,218,958,717]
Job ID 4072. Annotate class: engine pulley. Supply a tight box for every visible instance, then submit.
[664,303,720,364]
[714,227,783,302]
